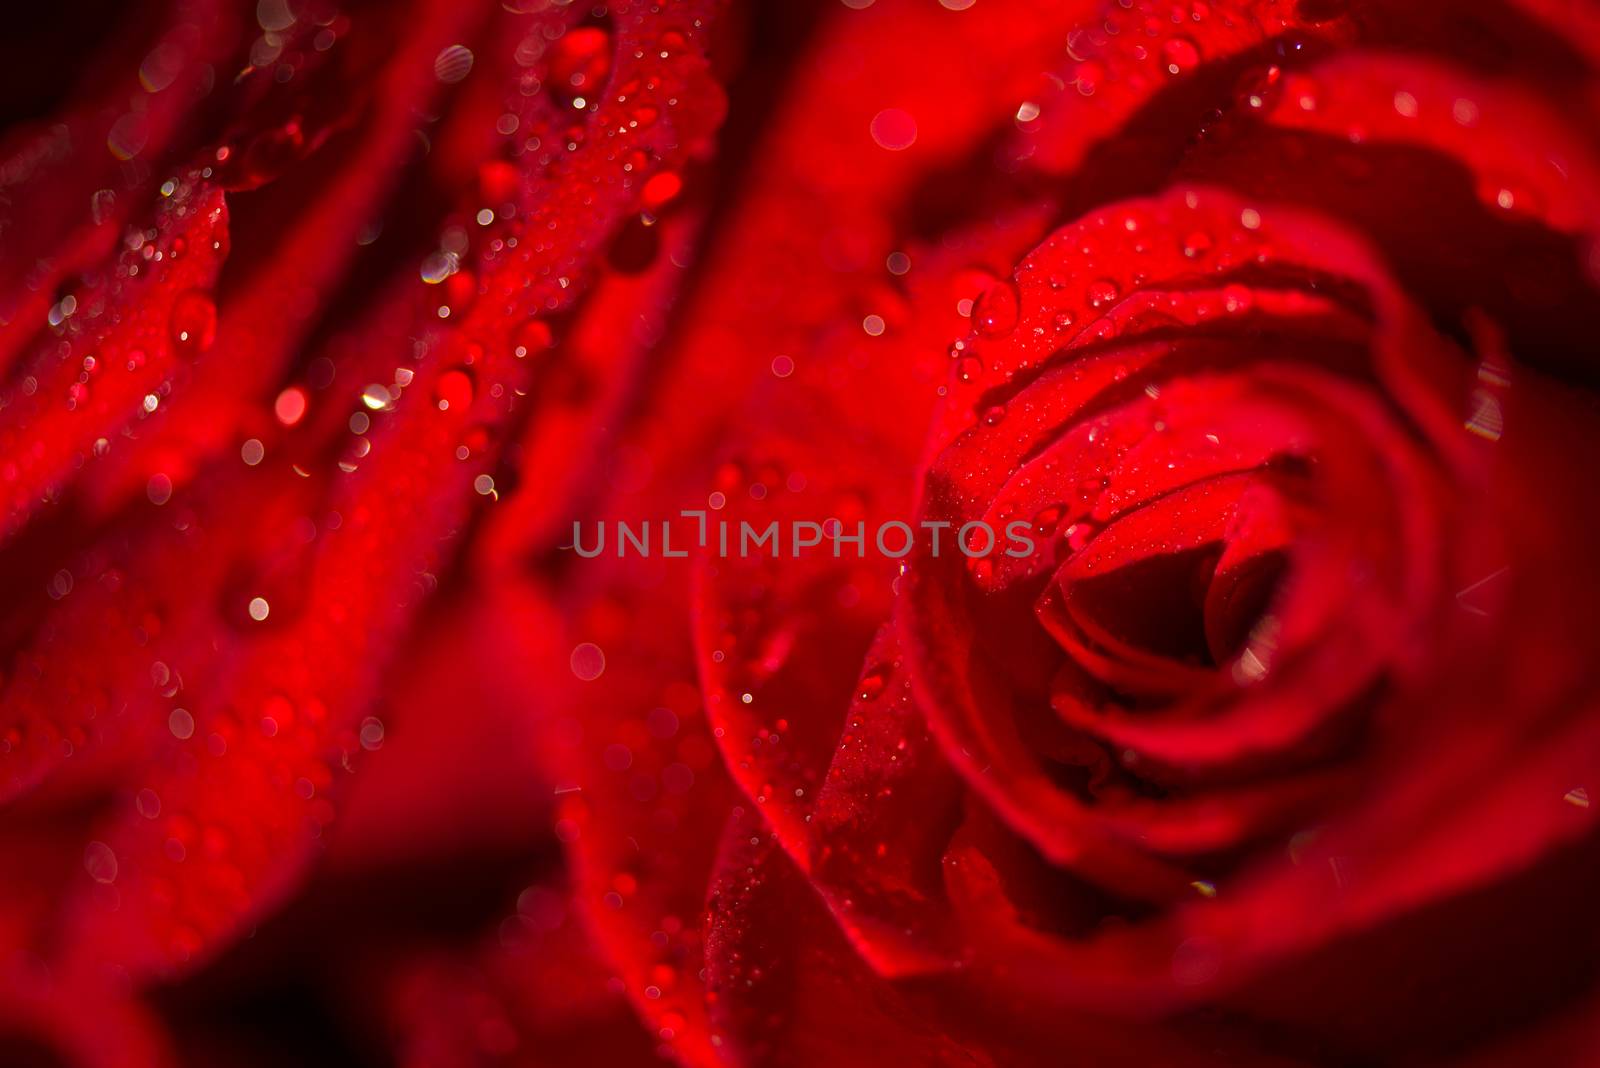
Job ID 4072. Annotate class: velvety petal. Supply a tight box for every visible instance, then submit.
[702,807,995,1067]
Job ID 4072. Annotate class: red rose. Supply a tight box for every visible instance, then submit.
[2,0,1599,1065]
[561,1,1600,1065]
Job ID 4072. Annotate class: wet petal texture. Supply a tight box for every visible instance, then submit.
[1,0,1599,1065]
[0,0,729,1062]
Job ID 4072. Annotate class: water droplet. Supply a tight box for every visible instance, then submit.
[221,120,308,191]
[1074,59,1104,96]
[1062,521,1099,554]
[169,291,217,356]
[1237,64,1283,111]
[136,789,162,819]
[972,278,1019,338]
[1162,36,1200,75]
[361,384,393,411]
[548,27,612,106]
[956,355,983,382]
[107,113,149,160]
[641,171,682,211]
[274,386,308,426]
[140,42,185,94]
[571,642,606,681]
[513,319,553,358]
[1182,231,1213,258]
[856,664,891,701]
[84,841,118,883]
[869,108,918,151]
[434,44,474,84]
[147,473,173,505]
[420,250,459,285]
[257,0,295,32]
[91,189,117,226]
[1086,279,1121,309]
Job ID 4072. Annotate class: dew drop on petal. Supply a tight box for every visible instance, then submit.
[869,108,917,151]
[434,45,474,84]
[1162,36,1200,75]
[972,278,1019,338]
[147,473,173,505]
[513,320,553,358]
[136,789,162,819]
[641,171,682,211]
[571,642,606,681]
[84,841,118,883]
[91,188,116,225]
[548,27,612,105]
[856,663,891,701]
[107,113,149,160]
[274,386,308,426]
[169,290,217,356]
[257,0,295,32]
[139,43,184,93]
[1086,279,1120,309]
